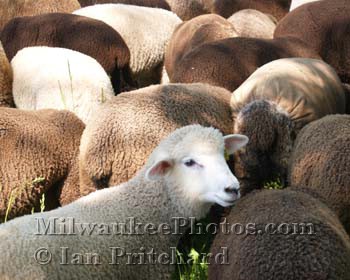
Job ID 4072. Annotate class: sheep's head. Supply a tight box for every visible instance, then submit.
[145,125,248,210]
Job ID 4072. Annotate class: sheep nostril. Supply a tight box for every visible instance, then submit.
[225,187,239,195]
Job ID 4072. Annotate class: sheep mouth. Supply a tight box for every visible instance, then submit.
[214,195,238,208]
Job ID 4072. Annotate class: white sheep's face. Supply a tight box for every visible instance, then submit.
[146,134,249,208]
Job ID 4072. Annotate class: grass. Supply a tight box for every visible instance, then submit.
[172,214,218,280]
[263,177,284,190]
[4,177,45,223]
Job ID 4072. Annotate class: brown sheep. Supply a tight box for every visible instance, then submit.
[0,41,13,107]
[208,189,350,280]
[79,83,233,196]
[0,0,81,31]
[274,0,350,83]
[165,14,238,80]
[289,114,350,233]
[0,13,132,93]
[227,9,277,39]
[77,0,170,10]
[171,37,321,92]
[0,108,85,222]
[231,58,345,195]
[165,0,211,21]
[212,0,291,20]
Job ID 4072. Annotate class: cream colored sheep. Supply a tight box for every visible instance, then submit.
[12,46,115,124]
[79,83,234,196]
[0,125,248,279]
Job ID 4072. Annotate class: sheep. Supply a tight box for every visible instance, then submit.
[208,189,350,280]
[0,13,131,94]
[79,83,234,196]
[289,0,320,11]
[230,58,345,195]
[0,41,13,107]
[0,108,85,222]
[164,0,210,21]
[274,0,350,83]
[289,114,350,233]
[227,9,277,39]
[11,46,115,124]
[74,4,182,87]
[0,125,249,279]
[171,37,321,92]
[211,0,291,20]
[77,0,171,10]
[165,14,238,80]
[0,0,81,31]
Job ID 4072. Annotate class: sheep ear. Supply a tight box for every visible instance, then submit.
[224,134,249,155]
[146,159,174,181]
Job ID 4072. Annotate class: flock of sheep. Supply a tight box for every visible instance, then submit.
[0,0,349,279]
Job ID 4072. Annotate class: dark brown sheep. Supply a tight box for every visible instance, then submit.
[0,41,13,107]
[289,114,350,233]
[343,83,350,114]
[212,0,291,20]
[230,58,346,195]
[274,0,350,83]
[77,0,170,9]
[171,37,321,92]
[209,189,350,280]
[0,13,132,93]
[79,83,233,195]
[165,14,238,80]
[0,0,81,31]
[0,108,85,222]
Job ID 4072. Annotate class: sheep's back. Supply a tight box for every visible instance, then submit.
[209,189,350,280]
[79,83,233,192]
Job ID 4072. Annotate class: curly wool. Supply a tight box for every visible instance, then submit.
[0,13,130,93]
[0,108,85,222]
[0,0,80,31]
[0,125,227,280]
[274,0,350,83]
[165,14,238,79]
[209,189,350,280]
[0,42,13,107]
[171,37,321,92]
[74,4,181,87]
[12,46,115,124]
[227,9,276,39]
[289,115,350,233]
[79,83,233,196]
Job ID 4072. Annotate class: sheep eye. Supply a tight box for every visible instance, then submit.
[184,159,196,167]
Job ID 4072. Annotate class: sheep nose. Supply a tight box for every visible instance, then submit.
[224,186,239,195]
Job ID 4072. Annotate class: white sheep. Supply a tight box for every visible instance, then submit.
[73,4,182,87]
[12,46,114,124]
[0,125,248,279]
[289,0,320,11]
